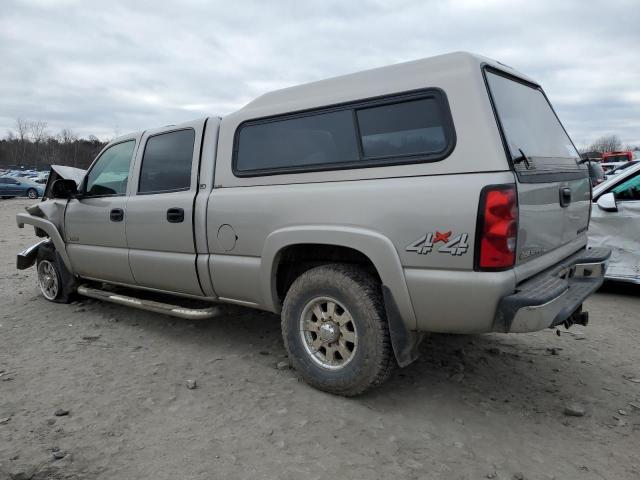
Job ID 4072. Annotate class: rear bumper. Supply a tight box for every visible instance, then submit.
[494,247,611,333]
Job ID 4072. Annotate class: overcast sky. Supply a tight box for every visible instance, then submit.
[1,0,639,147]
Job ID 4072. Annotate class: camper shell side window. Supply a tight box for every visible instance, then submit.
[232,89,456,177]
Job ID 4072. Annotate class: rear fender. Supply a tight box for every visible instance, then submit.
[262,226,421,367]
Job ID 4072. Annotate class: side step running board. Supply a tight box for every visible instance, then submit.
[76,285,221,320]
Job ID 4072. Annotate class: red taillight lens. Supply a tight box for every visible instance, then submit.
[477,185,517,270]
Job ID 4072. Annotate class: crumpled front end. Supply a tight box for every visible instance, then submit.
[15,164,85,271]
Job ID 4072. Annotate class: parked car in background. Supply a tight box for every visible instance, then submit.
[601,162,625,173]
[586,160,607,186]
[602,151,634,163]
[34,171,49,184]
[0,177,45,199]
[590,162,640,284]
[607,160,639,177]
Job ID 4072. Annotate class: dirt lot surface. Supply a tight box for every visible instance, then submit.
[1,198,639,480]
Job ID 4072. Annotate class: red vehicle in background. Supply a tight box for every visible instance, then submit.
[602,151,634,162]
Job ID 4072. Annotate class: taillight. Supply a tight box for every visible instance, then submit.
[476,184,518,270]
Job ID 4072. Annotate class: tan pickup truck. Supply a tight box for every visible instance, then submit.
[17,52,609,395]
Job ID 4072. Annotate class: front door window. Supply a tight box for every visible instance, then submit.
[85,140,136,197]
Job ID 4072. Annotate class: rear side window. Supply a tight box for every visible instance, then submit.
[357,98,447,158]
[236,110,359,172]
[234,90,454,176]
[139,129,195,194]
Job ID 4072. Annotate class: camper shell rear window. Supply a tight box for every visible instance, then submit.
[232,89,456,177]
[483,66,584,182]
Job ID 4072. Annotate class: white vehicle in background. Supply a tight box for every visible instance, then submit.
[606,160,639,177]
[600,162,625,173]
[590,162,640,284]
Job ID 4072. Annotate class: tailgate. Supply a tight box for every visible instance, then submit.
[484,67,590,276]
[517,176,590,265]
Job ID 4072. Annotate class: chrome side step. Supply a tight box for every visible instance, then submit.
[76,285,221,320]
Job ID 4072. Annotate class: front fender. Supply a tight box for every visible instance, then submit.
[16,212,73,272]
[261,225,417,332]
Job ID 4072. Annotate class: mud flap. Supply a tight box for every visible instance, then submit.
[382,285,423,368]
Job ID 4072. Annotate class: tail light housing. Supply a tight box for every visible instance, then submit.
[476,184,518,270]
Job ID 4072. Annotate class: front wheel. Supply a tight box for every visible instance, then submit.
[37,259,61,301]
[281,264,395,396]
[36,244,76,303]
[26,188,38,199]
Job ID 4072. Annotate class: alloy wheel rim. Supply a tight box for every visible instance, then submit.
[37,260,59,300]
[28,189,37,199]
[299,296,358,370]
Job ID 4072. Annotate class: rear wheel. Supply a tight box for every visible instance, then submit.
[26,188,38,199]
[36,244,76,303]
[281,264,395,396]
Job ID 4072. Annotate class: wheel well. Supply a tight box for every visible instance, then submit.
[275,244,381,303]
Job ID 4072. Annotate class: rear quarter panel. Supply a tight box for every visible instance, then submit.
[207,171,516,331]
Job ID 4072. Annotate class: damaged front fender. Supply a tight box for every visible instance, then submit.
[17,239,51,270]
[15,164,85,273]
[16,212,73,272]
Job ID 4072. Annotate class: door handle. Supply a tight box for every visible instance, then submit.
[110,208,124,222]
[167,207,185,223]
[559,187,572,208]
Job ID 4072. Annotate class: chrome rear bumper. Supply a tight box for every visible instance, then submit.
[494,247,611,333]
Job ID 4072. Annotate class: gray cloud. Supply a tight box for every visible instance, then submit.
[1,0,639,146]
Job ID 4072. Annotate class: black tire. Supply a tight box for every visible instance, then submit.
[36,243,76,303]
[26,188,38,199]
[281,264,395,396]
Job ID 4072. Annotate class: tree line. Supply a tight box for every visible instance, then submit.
[0,118,107,170]
[580,134,638,156]
[1,118,637,171]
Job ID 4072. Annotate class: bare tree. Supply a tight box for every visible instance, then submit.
[15,118,29,164]
[60,128,77,144]
[5,130,18,164]
[588,135,622,153]
[59,128,79,166]
[29,120,48,169]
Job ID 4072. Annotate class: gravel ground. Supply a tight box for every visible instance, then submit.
[1,197,639,480]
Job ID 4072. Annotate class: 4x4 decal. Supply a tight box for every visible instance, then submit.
[406,231,469,256]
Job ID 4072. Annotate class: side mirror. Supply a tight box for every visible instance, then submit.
[596,192,617,212]
[51,179,78,199]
